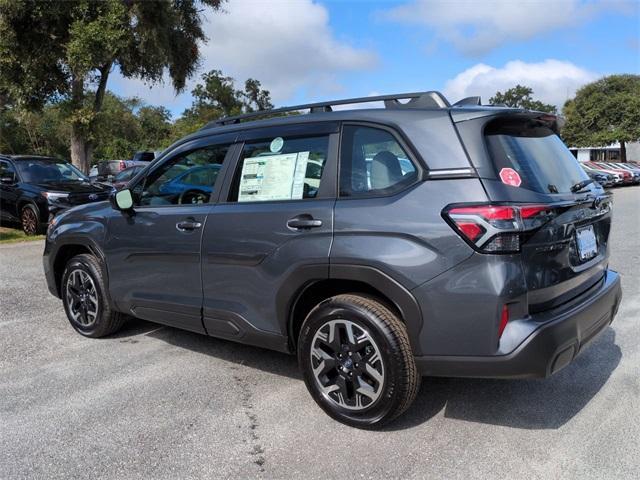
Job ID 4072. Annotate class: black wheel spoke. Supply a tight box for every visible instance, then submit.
[310,319,384,411]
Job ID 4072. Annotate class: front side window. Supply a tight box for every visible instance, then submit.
[134,145,228,206]
[229,134,329,202]
[340,126,417,197]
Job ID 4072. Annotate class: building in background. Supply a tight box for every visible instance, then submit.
[569,142,640,163]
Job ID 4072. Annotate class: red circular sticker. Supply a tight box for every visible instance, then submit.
[499,168,522,187]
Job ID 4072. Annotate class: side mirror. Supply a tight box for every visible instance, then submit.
[1,175,15,185]
[110,188,134,211]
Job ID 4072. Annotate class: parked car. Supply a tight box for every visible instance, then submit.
[0,155,111,235]
[43,91,622,427]
[582,167,615,188]
[588,162,634,184]
[110,165,147,190]
[605,162,640,184]
[581,164,620,187]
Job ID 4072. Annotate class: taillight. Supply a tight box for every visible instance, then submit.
[119,161,126,171]
[498,304,509,338]
[443,203,555,253]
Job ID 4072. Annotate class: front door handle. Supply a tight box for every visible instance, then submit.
[176,219,203,232]
[287,214,322,230]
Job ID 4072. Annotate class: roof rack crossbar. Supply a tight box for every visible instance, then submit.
[204,91,451,129]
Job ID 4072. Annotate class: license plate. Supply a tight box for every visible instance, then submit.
[576,225,598,260]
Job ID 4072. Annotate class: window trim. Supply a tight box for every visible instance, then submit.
[219,127,339,205]
[337,121,424,200]
[130,133,238,210]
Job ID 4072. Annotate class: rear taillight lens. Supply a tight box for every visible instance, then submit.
[119,161,126,171]
[443,203,555,253]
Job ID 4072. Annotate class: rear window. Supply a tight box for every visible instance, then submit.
[485,121,589,194]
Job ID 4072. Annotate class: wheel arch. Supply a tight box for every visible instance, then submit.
[286,265,424,355]
[51,237,107,297]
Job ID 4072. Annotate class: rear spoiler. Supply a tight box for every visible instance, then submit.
[450,109,564,134]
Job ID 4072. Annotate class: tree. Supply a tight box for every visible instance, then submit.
[489,85,556,113]
[180,70,274,130]
[562,75,640,162]
[0,0,223,172]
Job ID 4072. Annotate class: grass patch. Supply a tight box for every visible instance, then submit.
[0,226,45,244]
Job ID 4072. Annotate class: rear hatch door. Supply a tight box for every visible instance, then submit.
[458,113,612,311]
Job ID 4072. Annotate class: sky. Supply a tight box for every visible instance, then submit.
[109,0,640,118]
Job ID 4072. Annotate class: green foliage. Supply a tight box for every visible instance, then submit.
[0,0,223,171]
[489,85,556,113]
[562,75,640,148]
[181,70,274,128]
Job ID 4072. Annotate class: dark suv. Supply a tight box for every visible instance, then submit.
[0,155,112,235]
[43,92,622,428]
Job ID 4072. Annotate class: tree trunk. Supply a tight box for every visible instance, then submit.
[70,125,91,174]
[620,140,627,163]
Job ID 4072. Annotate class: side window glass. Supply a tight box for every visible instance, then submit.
[134,144,229,206]
[339,126,417,197]
[0,161,17,183]
[229,134,329,202]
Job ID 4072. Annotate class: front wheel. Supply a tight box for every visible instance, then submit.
[298,294,420,428]
[21,204,43,235]
[61,254,126,337]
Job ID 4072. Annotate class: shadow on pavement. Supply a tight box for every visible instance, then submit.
[388,328,621,431]
[113,317,301,380]
[114,319,621,431]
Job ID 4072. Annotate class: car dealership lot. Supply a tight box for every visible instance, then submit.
[1,187,639,480]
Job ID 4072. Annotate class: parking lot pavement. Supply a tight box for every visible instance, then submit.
[0,187,638,480]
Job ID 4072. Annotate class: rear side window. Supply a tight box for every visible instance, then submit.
[229,135,329,202]
[340,126,417,197]
[485,120,590,194]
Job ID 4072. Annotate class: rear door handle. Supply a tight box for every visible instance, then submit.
[176,219,203,231]
[287,214,322,230]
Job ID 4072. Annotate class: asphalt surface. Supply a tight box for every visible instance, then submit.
[1,187,639,480]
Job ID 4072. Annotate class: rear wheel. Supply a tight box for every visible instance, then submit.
[61,254,126,337]
[298,294,420,428]
[21,204,43,235]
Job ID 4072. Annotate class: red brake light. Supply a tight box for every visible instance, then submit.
[449,205,515,221]
[456,222,484,241]
[443,203,556,253]
[498,304,509,338]
[119,161,126,171]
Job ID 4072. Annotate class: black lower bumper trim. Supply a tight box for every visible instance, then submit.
[415,270,622,379]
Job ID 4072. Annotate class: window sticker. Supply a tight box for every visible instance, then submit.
[270,137,284,153]
[499,167,522,187]
[238,152,309,202]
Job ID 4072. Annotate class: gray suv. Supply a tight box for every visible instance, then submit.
[44,91,622,428]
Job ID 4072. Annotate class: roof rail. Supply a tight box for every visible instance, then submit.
[203,91,451,129]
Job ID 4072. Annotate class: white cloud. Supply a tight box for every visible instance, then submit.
[383,0,632,55]
[110,0,377,113]
[443,60,599,107]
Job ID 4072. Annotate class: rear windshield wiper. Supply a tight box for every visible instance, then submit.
[570,178,594,193]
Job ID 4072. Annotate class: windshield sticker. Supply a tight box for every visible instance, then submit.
[499,167,522,187]
[270,137,284,153]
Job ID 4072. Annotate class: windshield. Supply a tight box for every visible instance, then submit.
[15,159,88,183]
[485,121,590,194]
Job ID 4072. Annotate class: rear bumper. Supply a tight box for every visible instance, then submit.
[415,269,622,379]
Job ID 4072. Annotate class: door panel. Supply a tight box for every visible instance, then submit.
[106,205,210,333]
[201,128,338,340]
[0,160,19,222]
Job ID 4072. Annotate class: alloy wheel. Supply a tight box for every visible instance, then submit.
[21,207,37,235]
[310,319,385,411]
[65,269,99,327]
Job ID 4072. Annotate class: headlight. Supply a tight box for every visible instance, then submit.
[42,192,69,202]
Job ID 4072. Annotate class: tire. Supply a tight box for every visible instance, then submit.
[21,203,44,236]
[298,294,420,428]
[61,253,126,338]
